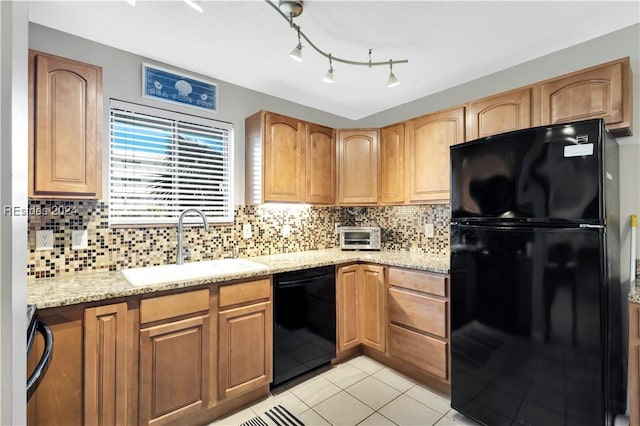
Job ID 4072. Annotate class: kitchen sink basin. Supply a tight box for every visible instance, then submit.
[121,258,270,286]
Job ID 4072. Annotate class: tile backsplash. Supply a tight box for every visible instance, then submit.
[27,200,450,278]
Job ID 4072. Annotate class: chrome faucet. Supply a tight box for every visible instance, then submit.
[177,208,210,265]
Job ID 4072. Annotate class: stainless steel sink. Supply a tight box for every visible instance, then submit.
[121,258,270,286]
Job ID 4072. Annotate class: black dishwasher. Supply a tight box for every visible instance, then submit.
[273,266,336,386]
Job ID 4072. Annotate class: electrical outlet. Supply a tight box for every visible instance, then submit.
[35,230,54,250]
[334,222,341,233]
[424,223,434,238]
[242,223,252,239]
[72,229,89,250]
[282,224,291,238]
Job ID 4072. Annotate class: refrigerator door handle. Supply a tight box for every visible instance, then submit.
[579,224,605,229]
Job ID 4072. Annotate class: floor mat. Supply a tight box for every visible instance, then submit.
[239,405,305,426]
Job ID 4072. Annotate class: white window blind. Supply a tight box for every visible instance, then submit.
[109,99,234,226]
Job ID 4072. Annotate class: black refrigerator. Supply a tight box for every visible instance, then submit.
[450,119,624,426]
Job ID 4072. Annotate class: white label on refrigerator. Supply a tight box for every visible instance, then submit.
[564,143,594,157]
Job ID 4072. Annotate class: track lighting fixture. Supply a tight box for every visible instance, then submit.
[387,60,400,88]
[289,28,303,62]
[268,0,407,86]
[323,54,335,83]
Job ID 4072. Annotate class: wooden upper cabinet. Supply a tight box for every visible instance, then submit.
[406,107,465,203]
[379,123,405,205]
[539,58,631,136]
[306,123,336,204]
[337,129,379,205]
[263,112,305,202]
[466,88,532,141]
[29,50,103,199]
[246,111,334,204]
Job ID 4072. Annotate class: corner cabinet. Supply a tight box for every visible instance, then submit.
[337,129,379,205]
[538,57,631,137]
[28,50,103,199]
[405,107,465,204]
[336,264,386,354]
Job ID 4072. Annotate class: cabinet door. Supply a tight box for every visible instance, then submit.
[29,50,102,199]
[218,301,272,400]
[379,124,405,205]
[139,315,210,426]
[263,112,305,202]
[466,88,531,140]
[336,265,360,352]
[306,123,336,204]
[406,107,465,203]
[27,308,84,426]
[359,264,386,352]
[84,303,128,426]
[337,130,379,205]
[539,60,625,127]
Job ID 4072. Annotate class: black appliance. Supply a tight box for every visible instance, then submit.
[27,304,53,400]
[450,119,623,425]
[273,266,336,386]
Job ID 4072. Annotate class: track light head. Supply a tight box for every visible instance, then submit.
[323,54,335,83]
[323,68,335,83]
[290,43,303,62]
[387,60,400,88]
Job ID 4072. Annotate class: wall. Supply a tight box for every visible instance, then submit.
[1,2,28,424]
[27,23,640,282]
[26,200,449,277]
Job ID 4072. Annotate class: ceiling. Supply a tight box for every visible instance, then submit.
[27,1,640,120]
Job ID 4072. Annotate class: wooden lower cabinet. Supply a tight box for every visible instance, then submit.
[629,302,640,426]
[387,267,450,383]
[27,308,84,426]
[337,264,361,353]
[359,264,386,352]
[218,279,273,401]
[336,264,386,354]
[218,302,272,399]
[139,314,211,425]
[84,303,129,426]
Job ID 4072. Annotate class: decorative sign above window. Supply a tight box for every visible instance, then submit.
[142,63,217,112]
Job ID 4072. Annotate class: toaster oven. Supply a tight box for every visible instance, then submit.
[339,226,381,250]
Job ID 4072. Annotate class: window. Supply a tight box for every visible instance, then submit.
[109,100,233,226]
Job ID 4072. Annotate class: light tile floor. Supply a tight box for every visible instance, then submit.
[212,355,482,426]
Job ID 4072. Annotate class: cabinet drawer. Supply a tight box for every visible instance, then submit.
[140,289,209,324]
[219,279,271,308]
[389,323,448,380]
[388,268,447,297]
[388,288,447,338]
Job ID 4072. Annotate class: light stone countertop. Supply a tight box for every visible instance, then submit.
[28,248,449,309]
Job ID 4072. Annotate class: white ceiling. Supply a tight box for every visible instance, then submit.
[27,0,640,120]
